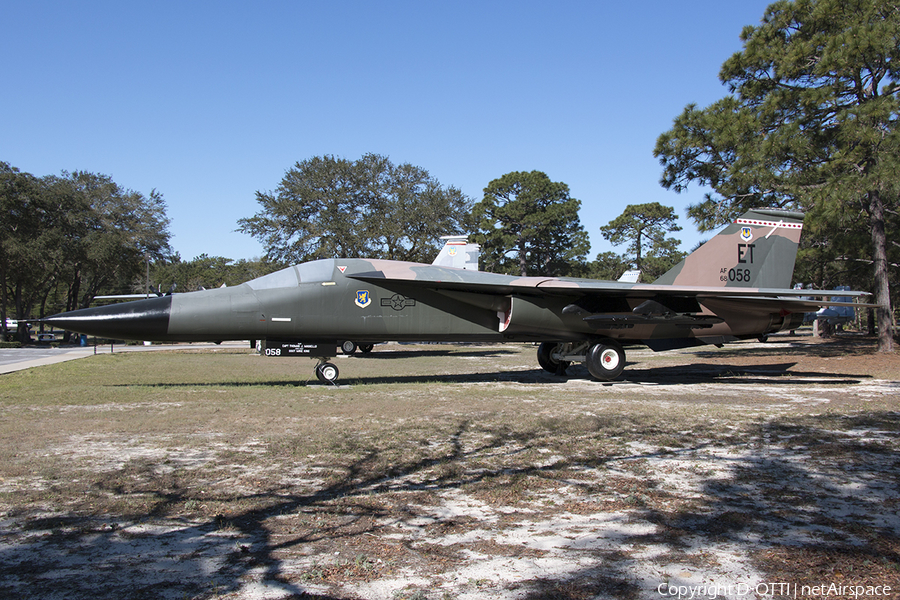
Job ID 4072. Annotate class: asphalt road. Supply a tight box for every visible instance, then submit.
[0,342,253,374]
[0,346,95,374]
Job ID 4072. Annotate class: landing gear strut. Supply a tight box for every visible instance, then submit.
[537,342,573,375]
[537,338,626,381]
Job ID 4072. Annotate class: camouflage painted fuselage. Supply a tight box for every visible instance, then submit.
[44,209,867,356]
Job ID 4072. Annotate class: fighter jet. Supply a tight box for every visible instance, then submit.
[42,209,871,383]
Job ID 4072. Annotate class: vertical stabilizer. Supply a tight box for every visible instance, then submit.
[432,236,480,270]
[653,209,804,289]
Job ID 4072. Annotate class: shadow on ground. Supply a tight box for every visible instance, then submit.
[2,408,898,599]
[106,359,870,389]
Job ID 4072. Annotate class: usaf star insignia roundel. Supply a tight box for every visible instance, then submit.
[381,294,416,311]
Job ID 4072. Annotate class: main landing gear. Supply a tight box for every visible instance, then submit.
[340,341,376,355]
[537,339,626,381]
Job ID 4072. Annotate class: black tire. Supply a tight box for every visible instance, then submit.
[315,362,340,383]
[359,343,375,353]
[341,341,357,355]
[586,339,625,380]
[537,342,569,374]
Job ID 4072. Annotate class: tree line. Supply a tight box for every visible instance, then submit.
[0,154,689,343]
[236,156,685,279]
[3,0,897,348]
[1,163,170,341]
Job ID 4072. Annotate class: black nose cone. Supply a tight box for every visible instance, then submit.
[42,296,172,340]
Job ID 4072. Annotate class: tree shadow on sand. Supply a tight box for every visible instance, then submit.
[1,410,898,599]
[511,411,900,599]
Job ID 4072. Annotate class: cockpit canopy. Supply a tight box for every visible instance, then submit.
[245,259,336,290]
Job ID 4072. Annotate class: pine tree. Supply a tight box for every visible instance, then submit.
[473,171,589,276]
[655,0,899,351]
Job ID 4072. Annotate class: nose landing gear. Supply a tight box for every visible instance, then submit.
[315,360,340,384]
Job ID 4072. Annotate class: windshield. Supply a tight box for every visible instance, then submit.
[246,259,335,290]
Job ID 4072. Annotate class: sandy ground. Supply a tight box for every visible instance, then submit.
[0,334,898,600]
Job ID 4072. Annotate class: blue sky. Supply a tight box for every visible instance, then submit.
[3,0,774,263]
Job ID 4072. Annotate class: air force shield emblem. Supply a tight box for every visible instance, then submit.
[355,290,372,308]
[740,226,753,242]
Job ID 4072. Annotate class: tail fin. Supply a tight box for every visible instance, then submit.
[432,235,480,270]
[653,209,804,289]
